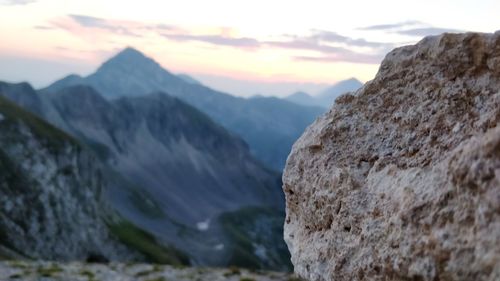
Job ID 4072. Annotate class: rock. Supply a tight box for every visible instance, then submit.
[283,32,500,281]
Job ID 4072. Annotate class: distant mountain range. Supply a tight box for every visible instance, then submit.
[0,80,290,269]
[285,78,363,108]
[0,47,343,270]
[41,47,325,171]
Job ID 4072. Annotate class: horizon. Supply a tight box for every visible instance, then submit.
[0,0,498,96]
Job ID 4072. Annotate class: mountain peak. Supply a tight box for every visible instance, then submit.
[98,47,159,72]
[288,91,311,98]
[344,77,362,84]
[116,46,146,58]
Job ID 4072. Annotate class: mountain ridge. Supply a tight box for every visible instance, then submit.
[43,47,324,171]
[284,78,363,108]
[1,81,290,269]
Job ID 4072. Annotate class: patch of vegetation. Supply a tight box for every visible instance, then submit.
[152,264,163,272]
[136,270,153,277]
[219,206,293,271]
[127,188,165,219]
[80,269,97,281]
[240,278,256,281]
[8,273,23,279]
[225,266,241,276]
[145,277,167,281]
[9,261,28,269]
[37,264,63,277]
[0,95,79,153]
[83,139,113,161]
[107,219,190,266]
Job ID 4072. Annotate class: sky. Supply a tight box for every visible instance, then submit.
[0,0,498,97]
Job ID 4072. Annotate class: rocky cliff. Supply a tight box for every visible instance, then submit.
[283,32,500,281]
[0,96,138,261]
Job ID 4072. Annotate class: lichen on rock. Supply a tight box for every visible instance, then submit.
[283,32,500,281]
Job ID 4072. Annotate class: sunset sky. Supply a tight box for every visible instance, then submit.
[0,0,498,96]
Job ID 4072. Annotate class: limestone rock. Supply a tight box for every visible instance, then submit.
[283,32,500,281]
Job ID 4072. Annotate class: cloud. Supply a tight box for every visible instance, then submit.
[33,25,55,30]
[358,21,423,31]
[294,53,383,64]
[163,34,260,48]
[45,14,389,64]
[263,31,393,64]
[0,0,36,5]
[163,29,391,63]
[358,21,464,37]
[54,46,122,60]
[67,14,142,37]
[308,30,395,49]
[395,27,464,37]
[266,40,347,54]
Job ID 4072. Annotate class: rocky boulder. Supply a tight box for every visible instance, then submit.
[283,32,500,281]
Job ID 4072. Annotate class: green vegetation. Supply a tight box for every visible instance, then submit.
[106,219,190,266]
[84,139,112,161]
[37,264,63,277]
[80,269,98,281]
[240,278,256,281]
[9,261,28,270]
[145,277,167,281]
[224,266,241,276]
[0,95,79,153]
[136,270,153,277]
[219,206,293,271]
[127,188,165,219]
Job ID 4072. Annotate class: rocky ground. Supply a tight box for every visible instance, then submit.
[0,261,300,281]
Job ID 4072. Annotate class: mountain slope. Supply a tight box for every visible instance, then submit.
[42,85,286,267]
[43,48,324,171]
[316,78,363,106]
[284,91,318,107]
[1,81,288,268]
[0,95,138,261]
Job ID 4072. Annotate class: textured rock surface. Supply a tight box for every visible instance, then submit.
[283,32,500,281]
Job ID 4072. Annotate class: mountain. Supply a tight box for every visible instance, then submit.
[47,86,284,222]
[1,82,290,269]
[316,78,363,106]
[43,47,324,171]
[0,95,141,261]
[0,81,44,116]
[283,79,363,108]
[284,91,318,107]
[177,74,201,85]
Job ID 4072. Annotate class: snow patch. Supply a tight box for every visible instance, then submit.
[252,243,268,260]
[196,218,210,231]
[0,113,4,122]
[214,244,224,251]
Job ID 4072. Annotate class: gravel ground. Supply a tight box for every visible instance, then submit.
[0,261,300,281]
